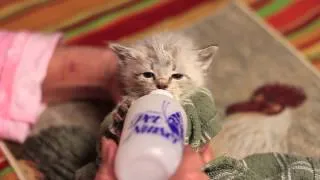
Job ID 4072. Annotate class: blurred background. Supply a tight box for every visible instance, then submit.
[0,0,318,69]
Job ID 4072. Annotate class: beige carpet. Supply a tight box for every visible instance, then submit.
[181,1,320,157]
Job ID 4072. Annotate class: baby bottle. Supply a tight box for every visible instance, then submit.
[115,89,187,180]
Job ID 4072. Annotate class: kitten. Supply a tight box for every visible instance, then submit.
[107,32,218,137]
[15,33,218,180]
[22,126,98,180]
[110,32,218,99]
[76,33,219,179]
[11,101,112,180]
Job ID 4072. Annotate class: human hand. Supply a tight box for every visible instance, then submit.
[42,45,122,104]
[95,138,213,180]
[170,144,213,180]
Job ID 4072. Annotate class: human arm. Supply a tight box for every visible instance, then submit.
[42,44,121,104]
[0,31,120,143]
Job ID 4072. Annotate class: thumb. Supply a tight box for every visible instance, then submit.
[199,144,214,164]
[95,138,118,180]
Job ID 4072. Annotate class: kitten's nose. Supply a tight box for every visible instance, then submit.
[156,83,168,89]
[156,79,168,89]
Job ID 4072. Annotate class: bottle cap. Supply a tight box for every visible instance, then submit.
[117,157,169,180]
[150,89,173,98]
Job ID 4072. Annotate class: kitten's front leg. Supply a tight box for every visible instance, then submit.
[97,96,135,167]
[109,96,136,137]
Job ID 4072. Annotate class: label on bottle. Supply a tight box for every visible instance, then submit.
[123,100,184,145]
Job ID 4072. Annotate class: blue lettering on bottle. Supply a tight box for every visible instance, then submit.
[160,127,171,139]
[167,112,183,140]
[129,100,184,144]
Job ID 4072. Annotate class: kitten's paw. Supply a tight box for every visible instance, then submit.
[111,96,135,134]
[112,97,133,121]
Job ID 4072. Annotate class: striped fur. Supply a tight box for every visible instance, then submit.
[21,126,97,180]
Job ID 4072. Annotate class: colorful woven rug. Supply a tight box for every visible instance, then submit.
[1,1,320,179]
[0,141,43,180]
[0,149,17,180]
[0,0,319,69]
[247,0,320,70]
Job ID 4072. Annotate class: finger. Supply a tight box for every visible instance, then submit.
[95,138,118,180]
[184,145,205,162]
[183,145,196,156]
[186,171,209,180]
[199,144,214,164]
[101,138,118,167]
[181,146,206,169]
[171,170,209,180]
[196,171,209,180]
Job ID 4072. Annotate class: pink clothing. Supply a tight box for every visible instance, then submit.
[0,31,62,143]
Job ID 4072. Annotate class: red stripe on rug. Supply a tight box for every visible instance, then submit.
[250,0,272,10]
[312,59,320,70]
[266,0,319,31]
[283,12,319,35]
[0,0,19,8]
[0,160,9,170]
[60,0,141,32]
[297,34,320,49]
[1,0,64,24]
[67,0,213,46]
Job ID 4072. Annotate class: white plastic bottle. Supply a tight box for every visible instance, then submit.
[115,89,187,180]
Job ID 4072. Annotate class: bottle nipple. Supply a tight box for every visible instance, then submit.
[150,89,173,98]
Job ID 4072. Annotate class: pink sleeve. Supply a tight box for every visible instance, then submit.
[0,31,62,143]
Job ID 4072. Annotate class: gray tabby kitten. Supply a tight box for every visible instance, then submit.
[111,32,218,99]
[107,32,218,137]
[17,33,218,180]
[19,101,111,180]
[76,33,219,179]
[23,126,97,180]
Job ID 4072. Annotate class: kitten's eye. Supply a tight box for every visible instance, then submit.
[171,73,184,80]
[142,72,154,78]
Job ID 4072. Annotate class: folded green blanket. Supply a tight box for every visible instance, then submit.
[78,87,320,180]
[76,87,222,178]
[205,153,320,180]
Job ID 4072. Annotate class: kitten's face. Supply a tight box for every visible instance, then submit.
[109,33,218,98]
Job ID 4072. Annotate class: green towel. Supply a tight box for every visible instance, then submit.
[99,87,222,151]
[75,87,221,179]
[77,87,320,180]
[204,153,320,180]
[180,87,221,150]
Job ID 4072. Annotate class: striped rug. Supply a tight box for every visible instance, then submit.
[0,0,318,69]
[247,0,320,70]
[0,1,319,178]
[0,150,17,180]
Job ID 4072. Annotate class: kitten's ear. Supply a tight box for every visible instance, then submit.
[197,45,218,71]
[108,43,138,64]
